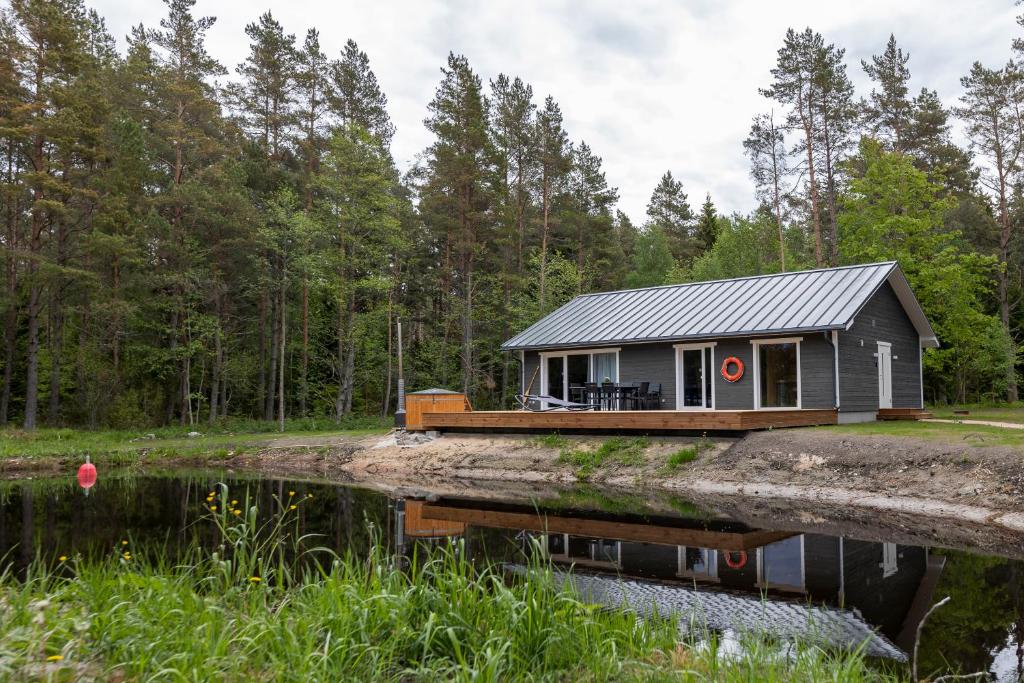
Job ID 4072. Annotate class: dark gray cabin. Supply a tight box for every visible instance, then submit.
[502,262,937,423]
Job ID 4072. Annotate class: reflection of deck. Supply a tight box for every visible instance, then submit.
[420,408,838,432]
[419,503,795,551]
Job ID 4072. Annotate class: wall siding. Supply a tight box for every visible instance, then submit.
[838,282,922,411]
[521,333,836,411]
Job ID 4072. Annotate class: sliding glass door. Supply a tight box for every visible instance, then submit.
[540,349,619,406]
[675,344,714,409]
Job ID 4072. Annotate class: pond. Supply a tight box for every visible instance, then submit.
[1,470,1021,681]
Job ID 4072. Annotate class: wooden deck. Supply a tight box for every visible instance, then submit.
[419,503,795,551]
[419,408,838,432]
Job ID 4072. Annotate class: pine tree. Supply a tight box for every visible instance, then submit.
[762,28,826,267]
[331,39,394,145]
[815,40,856,265]
[956,62,1023,401]
[421,53,494,395]
[862,34,913,150]
[743,112,790,270]
[534,95,571,313]
[694,193,719,254]
[645,170,694,263]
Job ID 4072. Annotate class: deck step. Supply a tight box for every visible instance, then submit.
[877,408,933,421]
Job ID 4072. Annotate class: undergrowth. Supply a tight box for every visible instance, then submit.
[557,436,650,480]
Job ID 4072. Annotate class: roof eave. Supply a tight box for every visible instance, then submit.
[500,325,845,352]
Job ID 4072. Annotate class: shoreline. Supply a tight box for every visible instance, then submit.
[4,427,1024,557]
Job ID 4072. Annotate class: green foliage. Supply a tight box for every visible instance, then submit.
[664,445,699,471]
[625,227,674,289]
[557,436,649,480]
[676,212,794,284]
[839,139,1009,403]
[529,432,569,450]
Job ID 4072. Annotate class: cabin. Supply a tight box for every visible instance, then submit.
[417,261,937,432]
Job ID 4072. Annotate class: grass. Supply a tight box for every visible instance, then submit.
[928,401,1024,424]
[819,419,1024,448]
[0,415,390,463]
[0,489,903,682]
[663,445,700,471]
[557,436,650,480]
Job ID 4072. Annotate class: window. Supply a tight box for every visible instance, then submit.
[758,535,805,591]
[753,338,801,409]
[881,542,898,578]
[539,349,620,403]
[677,546,718,581]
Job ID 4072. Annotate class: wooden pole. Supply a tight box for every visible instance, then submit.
[395,316,406,429]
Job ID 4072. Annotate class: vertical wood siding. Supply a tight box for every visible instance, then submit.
[838,282,922,411]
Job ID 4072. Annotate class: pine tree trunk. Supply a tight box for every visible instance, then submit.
[278,279,286,432]
[47,291,63,425]
[208,308,221,425]
[257,291,267,415]
[539,169,550,312]
[797,88,824,268]
[23,122,46,431]
[997,168,1018,402]
[265,293,279,421]
[300,280,308,416]
[381,288,393,417]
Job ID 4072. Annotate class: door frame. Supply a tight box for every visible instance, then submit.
[538,348,621,408]
[673,343,716,410]
[876,341,893,409]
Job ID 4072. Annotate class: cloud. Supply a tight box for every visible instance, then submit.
[92,0,1020,221]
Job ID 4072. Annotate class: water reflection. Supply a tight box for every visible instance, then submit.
[1,473,1021,680]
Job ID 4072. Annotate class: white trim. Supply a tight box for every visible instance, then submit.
[674,343,716,410]
[918,334,924,409]
[676,546,720,582]
[751,337,802,410]
[538,347,621,358]
[831,330,840,409]
[538,348,620,408]
[881,542,898,578]
[519,350,525,397]
[756,534,806,592]
[876,341,893,410]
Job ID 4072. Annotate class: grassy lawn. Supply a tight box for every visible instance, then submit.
[928,402,1024,424]
[0,417,390,462]
[818,418,1024,448]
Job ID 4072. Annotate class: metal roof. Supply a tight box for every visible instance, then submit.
[502,261,939,351]
[507,565,907,661]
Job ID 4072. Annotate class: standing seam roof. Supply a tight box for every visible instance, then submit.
[502,262,936,351]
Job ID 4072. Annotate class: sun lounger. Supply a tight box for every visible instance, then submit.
[515,394,599,412]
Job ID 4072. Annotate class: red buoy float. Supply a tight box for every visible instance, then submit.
[720,356,744,383]
[77,456,97,494]
[724,550,747,569]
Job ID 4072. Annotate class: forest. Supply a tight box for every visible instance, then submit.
[0,0,1021,429]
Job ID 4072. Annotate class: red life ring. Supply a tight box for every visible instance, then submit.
[721,357,744,382]
[724,550,747,569]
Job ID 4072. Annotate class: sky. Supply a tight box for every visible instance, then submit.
[91,0,1021,223]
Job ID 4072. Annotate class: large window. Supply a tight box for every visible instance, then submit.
[754,339,800,409]
[758,535,805,591]
[539,349,619,402]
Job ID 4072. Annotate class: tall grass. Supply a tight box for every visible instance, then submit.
[0,487,904,681]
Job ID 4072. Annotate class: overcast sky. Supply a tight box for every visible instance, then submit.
[92,0,1020,222]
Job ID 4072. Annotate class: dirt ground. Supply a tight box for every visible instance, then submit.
[207,428,1024,554]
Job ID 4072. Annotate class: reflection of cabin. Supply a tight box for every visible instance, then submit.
[402,500,466,538]
[416,498,945,661]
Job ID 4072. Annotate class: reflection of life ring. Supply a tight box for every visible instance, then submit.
[721,357,744,382]
[724,550,747,569]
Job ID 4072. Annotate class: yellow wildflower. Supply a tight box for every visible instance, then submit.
[289,504,297,510]
[231,500,238,505]
[46,655,63,662]
[307,494,313,499]
[288,491,295,497]
[58,555,67,562]
[249,576,261,583]
[121,540,128,546]
[210,505,217,511]
[233,509,241,516]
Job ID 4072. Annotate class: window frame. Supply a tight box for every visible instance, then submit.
[538,348,621,407]
[673,342,716,410]
[750,337,803,410]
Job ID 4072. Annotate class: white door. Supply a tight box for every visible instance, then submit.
[877,342,893,409]
[675,345,714,409]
